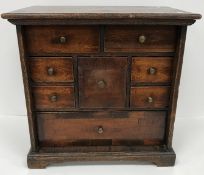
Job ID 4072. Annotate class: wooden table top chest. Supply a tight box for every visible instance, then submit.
[1,6,201,168]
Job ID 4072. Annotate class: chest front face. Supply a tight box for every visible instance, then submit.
[22,24,178,147]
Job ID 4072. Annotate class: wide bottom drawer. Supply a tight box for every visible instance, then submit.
[37,111,166,147]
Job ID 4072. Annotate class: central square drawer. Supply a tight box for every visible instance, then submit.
[78,57,128,108]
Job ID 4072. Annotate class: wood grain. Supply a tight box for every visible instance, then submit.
[16,26,38,151]
[131,57,173,83]
[32,86,75,110]
[37,111,166,147]
[166,26,187,147]
[29,57,74,83]
[78,57,128,108]
[1,6,201,20]
[104,26,177,53]
[24,26,100,55]
[130,86,170,108]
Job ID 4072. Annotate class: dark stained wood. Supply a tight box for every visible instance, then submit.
[29,57,74,83]
[39,145,170,153]
[27,147,176,168]
[1,6,201,20]
[32,86,75,110]
[8,18,198,26]
[104,26,177,53]
[166,26,187,148]
[2,6,201,168]
[130,86,170,108]
[78,57,128,108]
[16,26,38,152]
[37,111,166,147]
[131,57,173,83]
[24,26,100,55]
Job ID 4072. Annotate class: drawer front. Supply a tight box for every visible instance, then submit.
[24,26,100,55]
[131,57,173,83]
[37,111,166,146]
[104,26,177,52]
[33,86,75,110]
[29,57,74,83]
[78,57,128,108]
[130,86,170,108]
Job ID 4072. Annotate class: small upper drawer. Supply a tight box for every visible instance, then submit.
[24,26,100,55]
[130,86,170,108]
[29,57,74,83]
[32,86,75,111]
[131,57,173,83]
[104,26,177,53]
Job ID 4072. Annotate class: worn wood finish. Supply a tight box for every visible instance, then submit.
[39,144,169,153]
[130,86,170,108]
[105,26,177,52]
[78,57,128,108]
[29,57,74,83]
[27,148,176,168]
[37,111,166,146]
[32,86,75,110]
[2,6,201,168]
[16,26,38,151]
[166,26,187,148]
[131,57,173,84]
[24,26,100,55]
[1,6,201,20]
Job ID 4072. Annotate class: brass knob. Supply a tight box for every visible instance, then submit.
[148,67,157,75]
[97,80,106,89]
[47,67,54,76]
[138,35,146,44]
[50,95,57,102]
[147,97,153,103]
[97,126,104,134]
[59,36,67,43]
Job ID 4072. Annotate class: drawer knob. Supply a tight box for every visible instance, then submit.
[147,97,153,103]
[97,126,104,134]
[138,35,146,44]
[50,95,57,102]
[47,67,54,76]
[97,80,106,89]
[59,36,67,43]
[148,67,157,75]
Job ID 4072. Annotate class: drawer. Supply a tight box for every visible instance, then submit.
[130,86,170,108]
[32,86,75,110]
[24,26,100,55]
[131,57,173,83]
[37,111,166,146]
[29,57,74,83]
[104,26,177,52]
[78,57,128,108]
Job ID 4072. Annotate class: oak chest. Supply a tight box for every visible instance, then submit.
[1,6,201,168]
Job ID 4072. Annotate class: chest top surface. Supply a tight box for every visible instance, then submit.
[1,6,201,20]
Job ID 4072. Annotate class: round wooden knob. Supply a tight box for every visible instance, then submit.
[59,36,67,43]
[148,67,157,75]
[138,35,146,44]
[50,95,57,102]
[47,67,54,76]
[147,97,153,103]
[97,126,104,134]
[97,80,106,89]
